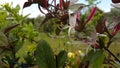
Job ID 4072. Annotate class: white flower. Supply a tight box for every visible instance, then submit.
[69,13,77,27]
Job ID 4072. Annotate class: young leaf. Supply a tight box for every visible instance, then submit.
[35,39,56,68]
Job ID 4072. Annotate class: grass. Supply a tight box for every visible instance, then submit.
[17,32,88,56]
[17,32,120,57]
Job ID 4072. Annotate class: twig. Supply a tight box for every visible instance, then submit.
[103,46,120,63]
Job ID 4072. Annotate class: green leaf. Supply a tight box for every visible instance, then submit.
[98,34,109,47]
[57,50,67,67]
[0,31,8,46]
[15,40,24,52]
[24,53,34,64]
[81,50,104,68]
[35,39,56,68]
[92,50,104,68]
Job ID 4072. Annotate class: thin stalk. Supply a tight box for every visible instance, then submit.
[103,46,120,63]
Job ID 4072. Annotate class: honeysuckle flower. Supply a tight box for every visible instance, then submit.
[75,6,97,31]
[68,6,97,44]
[69,13,77,27]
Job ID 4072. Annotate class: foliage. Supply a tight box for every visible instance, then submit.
[0,3,38,68]
[35,39,56,68]
[35,39,67,68]
[81,50,104,68]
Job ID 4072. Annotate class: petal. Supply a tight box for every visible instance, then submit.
[76,11,80,20]
[69,13,77,27]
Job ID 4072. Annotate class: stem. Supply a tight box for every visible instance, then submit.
[106,38,112,48]
[55,55,58,68]
[103,46,120,63]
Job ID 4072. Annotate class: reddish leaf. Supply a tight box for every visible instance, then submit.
[63,0,70,10]
[59,0,63,9]
[85,6,97,25]
[76,12,80,20]
[96,18,105,34]
[96,23,104,34]
[112,23,120,36]
[112,0,120,3]
[23,2,32,8]
[103,19,107,29]
[44,0,49,10]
